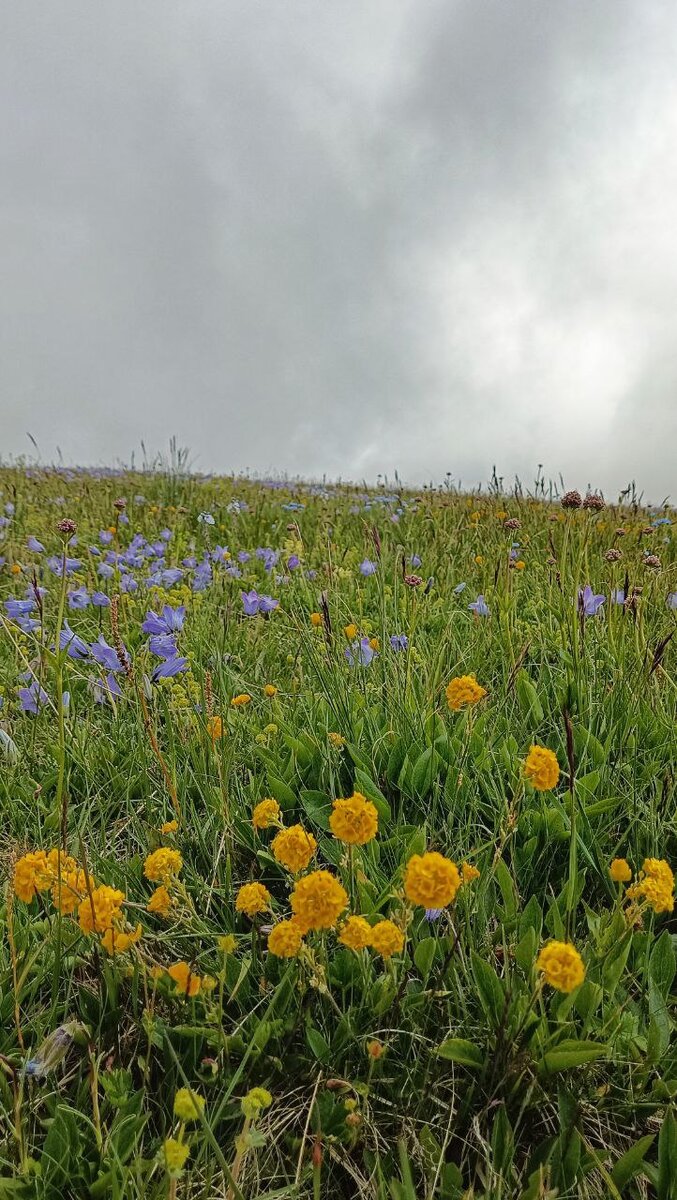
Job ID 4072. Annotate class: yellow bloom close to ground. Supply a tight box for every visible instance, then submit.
[101,922,142,955]
[344,623,358,639]
[267,919,304,957]
[174,1088,205,1123]
[160,819,179,834]
[206,715,223,740]
[338,915,373,951]
[610,858,632,883]
[271,824,317,873]
[231,693,252,707]
[404,852,461,908]
[310,611,322,626]
[147,885,173,916]
[263,683,278,697]
[235,881,271,917]
[290,870,348,931]
[144,847,182,883]
[445,675,487,712]
[461,862,481,885]
[370,920,405,959]
[524,745,560,791]
[78,885,126,936]
[51,863,87,915]
[164,1137,190,1174]
[329,792,378,845]
[328,732,346,748]
[167,961,202,997]
[241,1087,273,1119]
[536,941,585,992]
[627,858,675,913]
[13,851,53,903]
[217,934,237,954]
[252,798,281,829]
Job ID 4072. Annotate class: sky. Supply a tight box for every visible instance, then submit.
[2,1,677,500]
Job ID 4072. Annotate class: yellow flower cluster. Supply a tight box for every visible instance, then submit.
[445,675,487,712]
[627,858,675,914]
[267,919,304,958]
[524,745,560,791]
[536,940,585,992]
[252,798,281,830]
[235,881,271,917]
[231,693,252,707]
[404,852,461,908]
[329,792,378,845]
[174,1088,205,1123]
[144,847,183,883]
[271,825,317,873]
[290,870,348,932]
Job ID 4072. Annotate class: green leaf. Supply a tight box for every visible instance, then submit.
[540,1039,607,1074]
[414,937,437,979]
[354,770,391,825]
[650,931,676,1000]
[41,1106,81,1191]
[471,951,506,1028]
[494,858,518,921]
[610,1133,655,1189]
[658,1108,677,1200]
[437,1038,485,1069]
[515,671,544,724]
[306,1025,331,1063]
[300,789,332,831]
[410,747,444,798]
[267,775,297,811]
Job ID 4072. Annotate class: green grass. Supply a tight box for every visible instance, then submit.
[1,465,676,1198]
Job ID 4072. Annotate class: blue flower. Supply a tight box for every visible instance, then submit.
[152,656,188,681]
[93,673,123,704]
[390,634,409,651]
[359,559,377,576]
[97,563,114,579]
[410,555,422,568]
[578,585,605,617]
[241,590,261,616]
[27,536,45,553]
[469,594,489,617]
[67,587,90,610]
[120,575,138,593]
[198,512,215,525]
[90,636,127,672]
[345,637,376,667]
[424,908,443,922]
[611,589,625,605]
[453,582,467,594]
[148,633,180,660]
[99,530,113,545]
[667,593,677,610]
[161,568,183,588]
[91,591,110,607]
[19,680,49,714]
[60,622,89,660]
[141,606,185,635]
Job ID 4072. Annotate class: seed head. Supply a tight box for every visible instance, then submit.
[113,497,127,511]
[503,517,521,530]
[583,492,605,511]
[644,554,661,569]
[561,490,582,509]
[604,548,622,562]
[56,518,77,535]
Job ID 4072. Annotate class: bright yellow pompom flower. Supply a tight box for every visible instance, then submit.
[329,792,378,845]
[263,684,277,697]
[404,852,461,909]
[174,1088,205,1123]
[235,882,271,917]
[310,612,322,627]
[147,885,172,916]
[370,919,405,959]
[290,870,348,932]
[271,824,317,873]
[78,885,126,936]
[338,915,373,951]
[609,858,632,883]
[344,623,358,640]
[164,1137,190,1173]
[461,862,481,885]
[267,919,304,958]
[628,858,675,914]
[252,797,281,830]
[167,961,201,997]
[144,847,182,883]
[231,693,251,707]
[524,745,560,791]
[536,941,585,992]
[13,851,53,903]
[445,675,487,712]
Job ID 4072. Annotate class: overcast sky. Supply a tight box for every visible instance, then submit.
[2,2,677,499]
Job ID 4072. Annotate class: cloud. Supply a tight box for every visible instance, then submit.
[1,1,677,499]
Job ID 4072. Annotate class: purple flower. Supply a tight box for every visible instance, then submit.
[359,559,377,576]
[258,594,279,614]
[148,633,180,660]
[410,555,422,568]
[60,622,89,660]
[90,635,127,673]
[47,555,82,577]
[152,656,188,681]
[390,634,409,651]
[99,530,113,545]
[198,512,215,525]
[287,554,300,570]
[454,582,467,594]
[91,591,110,607]
[93,673,123,704]
[160,528,173,542]
[255,547,279,572]
[424,908,443,922]
[578,585,605,617]
[237,551,250,563]
[97,563,115,579]
[27,536,45,553]
[5,598,35,621]
[611,589,626,605]
[192,562,212,592]
[345,637,376,667]
[19,680,49,714]
[469,594,489,617]
[67,587,90,610]
[141,606,185,635]
[241,590,261,616]
[120,574,138,593]
[161,568,183,588]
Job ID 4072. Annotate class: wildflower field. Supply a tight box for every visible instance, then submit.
[1,467,677,1199]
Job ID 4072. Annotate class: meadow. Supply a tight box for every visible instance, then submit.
[0,464,676,1199]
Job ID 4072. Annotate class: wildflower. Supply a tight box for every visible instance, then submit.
[445,674,486,712]
[144,847,183,883]
[101,924,141,955]
[290,870,348,931]
[271,824,317,873]
[338,915,373,951]
[231,693,252,707]
[404,852,461,908]
[10,563,22,575]
[27,536,45,553]
[578,585,605,617]
[167,961,202,997]
[51,865,87,915]
[59,623,89,660]
[611,588,626,605]
[605,548,622,562]
[404,573,423,587]
[461,862,480,884]
[561,490,582,509]
[174,1088,205,1123]
[78,886,126,936]
[164,1137,190,1174]
[148,886,173,916]
[207,715,223,740]
[328,732,346,748]
[524,745,560,791]
[218,934,237,954]
[252,798,281,829]
[536,941,585,992]
[330,792,378,845]
[360,559,377,576]
[370,920,405,959]
[13,851,53,903]
[390,634,408,651]
[310,611,322,626]
[344,623,358,639]
[425,908,443,921]
[610,858,632,883]
[268,919,304,957]
[235,882,271,917]
[628,859,675,914]
[503,517,521,531]
[515,560,526,570]
[366,1039,385,1059]
[345,637,377,667]
[263,684,278,697]
[474,555,483,565]
[241,1087,273,1119]
[583,492,605,511]
[468,595,489,616]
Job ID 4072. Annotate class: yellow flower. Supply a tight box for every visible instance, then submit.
[235,882,271,917]
[370,920,405,959]
[461,862,480,885]
[148,885,173,916]
[310,612,322,627]
[536,941,585,992]
[524,745,560,792]
[328,732,346,748]
[207,715,223,740]
[144,847,183,883]
[329,792,378,846]
[338,915,373,951]
[52,867,88,915]
[160,819,179,834]
[263,684,277,697]
[366,1039,385,1059]
[344,623,358,640]
[271,824,317,873]
[174,1088,205,1123]
[241,1087,272,1119]
[252,798,281,830]
[164,1137,190,1173]
[474,555,484,565]
[231,693,252,707]
[369,637,380,651]
[101,923,142,956]
[496,510,508,520]
[78,886,126,935]
[218,934,237,954]
[290,870,348,932]
[628,858,675,914]
[609,858,632,883]
[167,961,202,997]
[515,560,526,570]
[267,919,304,958]
[404,852,461,908]
[445,675,487,712]
[13,851,53,903]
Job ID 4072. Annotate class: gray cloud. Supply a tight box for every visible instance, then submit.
[1,1,676,499]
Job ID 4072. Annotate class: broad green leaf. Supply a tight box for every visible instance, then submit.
[471,951,506,1028]
[610,1134,655,1189]
[540,1039,607,1074]
[437,1038,484,1069]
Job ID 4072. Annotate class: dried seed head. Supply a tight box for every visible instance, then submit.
[583,492,605,511]
[503,517,521,530]
[644,554,661,569]
[604,548,622,562]
[404,573,423,587]
[561,490,582,509]
[615,528,627,537]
